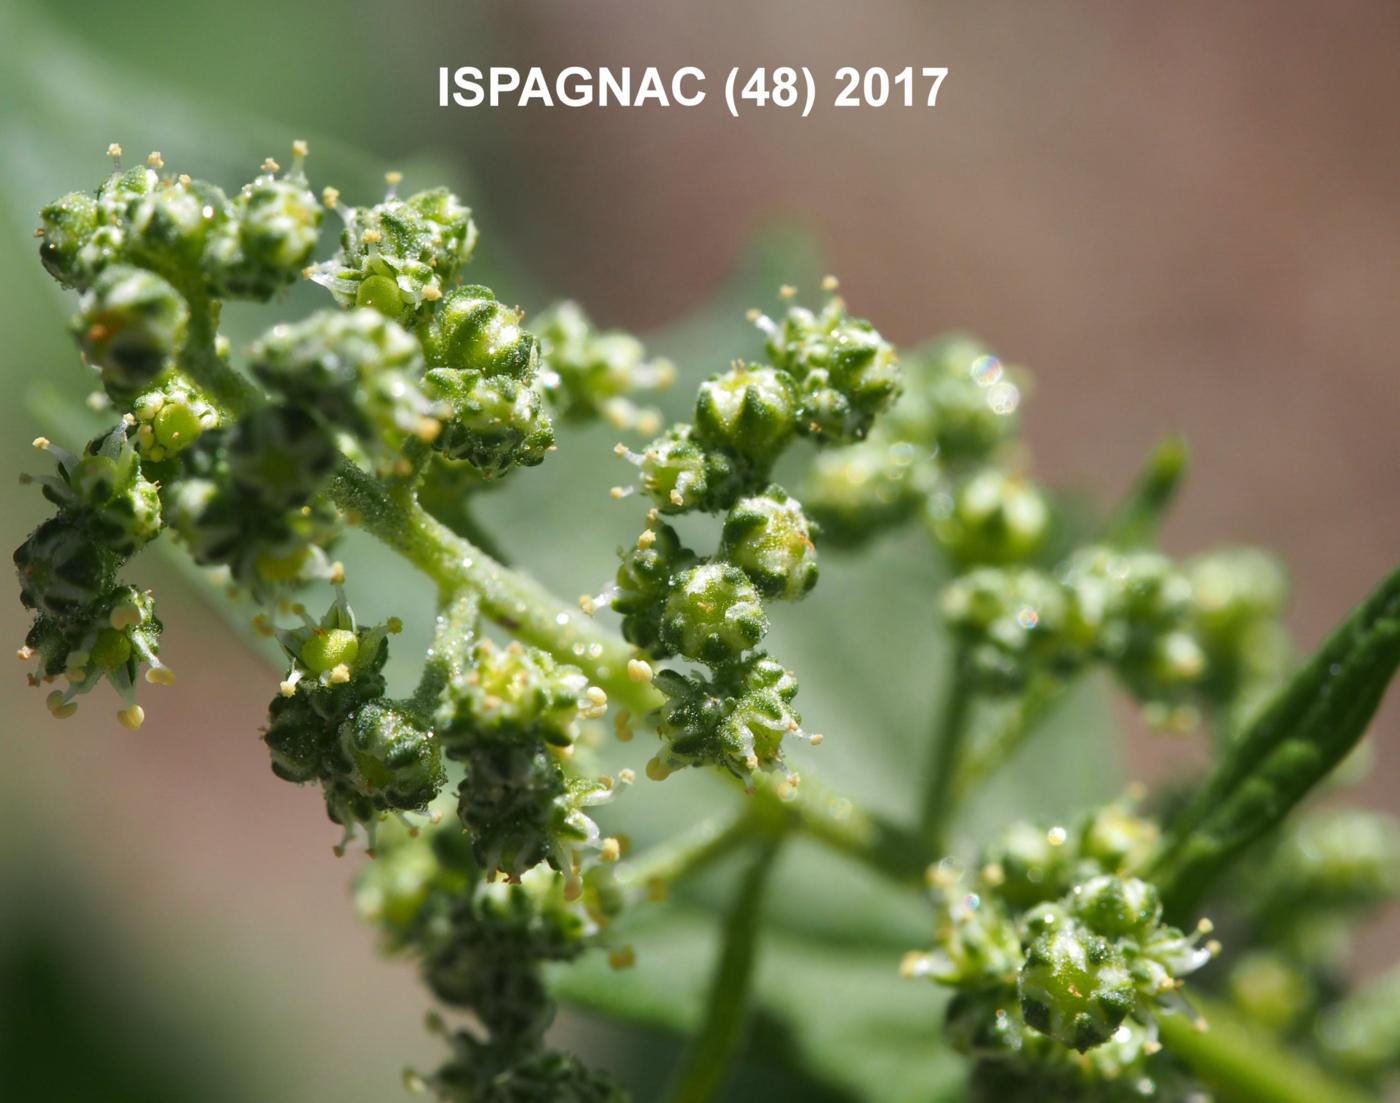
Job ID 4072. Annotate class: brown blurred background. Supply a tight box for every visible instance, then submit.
[1,1,1397,1099]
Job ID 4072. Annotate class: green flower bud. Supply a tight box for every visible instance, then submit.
[130,377,219,461]
[941,568,1086,693]
[649,654,801,779]
[22,585,168,727]
[1070,875,1162,939]
[1077,799,1160,876]
[763,296,900,442]
[336,700,445,815]
[929,470,1050,566]
[899,336,1024,463]
[207,157,323,300]
[623,423,741,514]
[227,405,338,509]
[1018,922,1135,1052]
[612,522,696,655]
[984,821,1078,909]
[423,286,538,378]
[95,163,157,229]
[443,639,606,751]
[264,692,332,784]
[720,486,818,601]
[312,187,477,322]
[163,449,343,601]
[31,427,162,557]
[659,562,768,664]
[453,739,615,880]
[430,1039,625,1103]
[74,265,188,399]
[422,870,589,1042]
[910,870,1023,987]
[535,300,674,425]
[125,177,230,277]
[1317,968,1400,1081]
[799,436,930,548]
[14,515,122,620]
[37,191,98,287]
[1228,951,1312,1034]
[274,592,391,715]
[1262,808,1400,915]
[426,370,554,478]
[694,363,798,466]
[251,309,433,454]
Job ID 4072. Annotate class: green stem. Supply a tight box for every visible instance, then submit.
[409,588,481,719]
[327,457,660,715]
[666,837,782,1103]
[178,290,262,417]
[1156,995,1379,1103]
[919,647,974,854]
[616,807,757,900]
[951,674,1070,801]
[773,774,930,885]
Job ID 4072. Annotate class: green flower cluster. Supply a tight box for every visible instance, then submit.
[606,285,897,782]
[15,426,170,727]
[535,300,675,432]
[798,335,1027,548]
[905,800,1216,1099]
[262,590,443,849]
[356,815,625,1101]
[942,544,1290,725]
[438,637,618,881]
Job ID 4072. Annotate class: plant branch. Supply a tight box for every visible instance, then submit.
[327,457,661,715]
[666,836,782,1103]
[1156,995,1378,1103]
[919,647,974,854]
[409,588,481,719]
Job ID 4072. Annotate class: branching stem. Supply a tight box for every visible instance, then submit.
[665,836,783,1103]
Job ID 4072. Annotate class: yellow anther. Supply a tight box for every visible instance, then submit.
[117,704,146,730]
[645,757,671,781]
[600,837,621,862]
[614,710,634,743]
[32,436,50,450]
[821,274,840,292]
[261,157,280,174]
[669,489,684,506]
[106,142,123,159]
[292,139,309,157]
[386,617,404,634]
[638,529,657,550]
[362,228,383,245]
[145,667,176,686]
[322,186,340,208]
[618,768,636,785]
[385,171,404,187]
[779,284,797,299]
[421,285,442,302]
[627,658,653,684]
[147,151,164,169]
[328,663,352,684]
[328,561,347,584]
[414,416,442,442]
[17,645,34,661]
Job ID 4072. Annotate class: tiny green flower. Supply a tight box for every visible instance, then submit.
[659,561,768,664]
[720,486,819,601]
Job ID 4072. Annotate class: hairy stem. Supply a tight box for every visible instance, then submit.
[328,457,661,715]
[919,647,974,853]
[409,588,482,718]
[666,837,782,1103]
